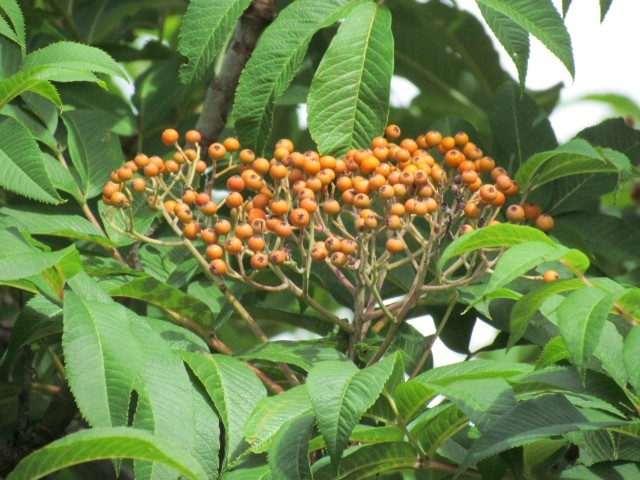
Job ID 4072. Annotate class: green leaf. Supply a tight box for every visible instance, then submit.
[560,462,640,479]
[62,109,124,199]
[138,243,199,288]
[178,0,251,98]
[6,427,208,480]
[0,228,76,281]
[593,321,628,388]
[132,56,184,143]
[459,394,608,473]
[576,117,640,166]
[486,241,577,295]
[0,296,62,367]
[0,116,60,203]
[110,276,217,329]
[0,0,25,54]
[312,441,418,479]
[431,378,517,430]
[62,292,142,428]
[552,213,640,264]
[268,413,315,480]
[536,336,569,368]
[244,385,312,454]
[478,10,530,87]
[221,466,271,480]
[0,102,58,150]
[0,207,113,247]
[397,360,532,422]
[308,425,405,452]
[623,326,640,393]
[307,2,393,155]
[509,278,585,348]
[438,224,554,271]
[557,287,616,379]
[599,0,613,21]
[235,340,349,371]
[515,139,631,192]
[409,403,468,456]
[129,317,198,480]
[42,153,80,198]
[489,83,557,173]
[234,0,363,154]
[23,41,127,83]
[177,352,267,465]
[475,0,574,78]
[307,354,399,468]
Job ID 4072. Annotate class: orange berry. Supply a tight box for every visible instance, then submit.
[386,237,404,254]
[290,208,310,227]
[208,259,227,276]
[505,204,525,223]
[274,221,293,238]
[479,184,498,203]
[535,214,554,232]
[200,202,218,216]
[110,191,128,208]
[459,224,474,235]
[183,222,201,240]
[225,237,243,254]
[161,129,179,145]
[131,178,146,193]
[208,143,227,160]
[182,189,197,205]
[225,192,243,208]
[523,202,541,220]
[223,137,240,152]
[464,203,481,219]
[247,235,265,252]
[250,252,269,270]
[134,153,150,168]
[239,149,255,165]
[235,222,253,240]
[385,124,401,140]
[543,270,560,283]
[331,251,348,267]
[269,250,286,265]
[214,219,232,236]
[310,243,328,262]
[454,131,469,147]
[201,229,219,245]
[185,130,201,144]
[425,130,442,147]
[269,199,289,216]
[195,161,207,174]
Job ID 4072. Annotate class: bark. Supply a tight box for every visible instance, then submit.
[196,0,275,145]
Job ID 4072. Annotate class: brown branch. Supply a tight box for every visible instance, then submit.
[195,0,275,145]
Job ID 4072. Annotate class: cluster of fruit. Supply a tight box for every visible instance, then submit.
[101,125,554,280]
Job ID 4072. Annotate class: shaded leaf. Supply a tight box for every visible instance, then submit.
[110,276,217,329]
[234,0,362,154]
[62,109,124,199]
[177,352,267,465]
[244,385,312,454]
[268,413,314,480]
[475,0,574,78]
[489,83,557,173]
[0,116,60,203]
[307,354,399,468]
[235,340,348,371]
[308,2,393,155]
[312,441,418,479]
[438,224,554,271]
[178,0,251,98]
[6,427,208,480]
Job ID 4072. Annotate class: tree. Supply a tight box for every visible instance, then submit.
[1,0,639,478]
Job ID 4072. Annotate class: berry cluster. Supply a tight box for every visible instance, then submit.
[101,125,554,284]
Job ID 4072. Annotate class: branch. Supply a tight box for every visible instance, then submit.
[195,0,275,145]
